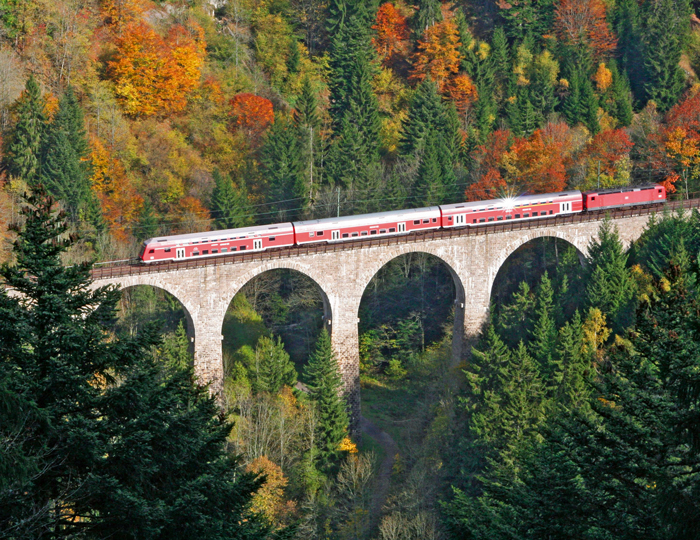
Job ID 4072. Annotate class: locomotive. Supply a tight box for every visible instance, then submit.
[139,185,667,263]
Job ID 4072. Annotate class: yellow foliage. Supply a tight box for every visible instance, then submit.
[630,264,655,304]
[582,307,611,360]
[245,456,295,527]
[339,436,358,454]
[593,63,613,92]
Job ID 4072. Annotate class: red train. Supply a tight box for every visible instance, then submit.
[139,185,667,263]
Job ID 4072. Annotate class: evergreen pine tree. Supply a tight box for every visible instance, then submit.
[401,78,446,156]
[136,198,159,240]
[585,219,636,332]
[562,68,582,126]
[414,130,445,206]
[412,0,442,35]
[614,0,645,102]
[159,320,192,371]
[6,75,45,185]
[210,170,253,229]
[304,329,349,470]
[253,335,298,394]
[497,281,536,347]
[581,78,600,134]
[287,40,301,76]
[261,116,307,220]
[0,187,270,539]
[642,0,689,111]
[554,311,590,409]
[610,61,634,126]
[41,87,92,221]
[530,272,558,381]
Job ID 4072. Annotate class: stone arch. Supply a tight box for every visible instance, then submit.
[487,229,589,302]
[219,259,334,329]
[116,282,196,344]
[355,247,467,360]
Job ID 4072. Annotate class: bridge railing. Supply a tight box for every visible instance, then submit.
[90,197,700,280]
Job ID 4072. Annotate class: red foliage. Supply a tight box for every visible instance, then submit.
[554,0,616,58]
[466,129,512,200]
[229,93,275,141]
[582,129,634,176]
[372,3,409,66]
[508,126,571,193]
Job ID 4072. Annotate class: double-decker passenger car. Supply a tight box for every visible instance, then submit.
[583,185,666,211]
[293,207,441,245]
[441,191,583,227]
[140,223,295,262]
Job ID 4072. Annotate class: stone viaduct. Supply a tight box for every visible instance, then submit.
[91,208,669,426]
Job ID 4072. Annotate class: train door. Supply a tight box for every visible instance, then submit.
[253,239,263,250]
[455,214,465,225]
[559,201,572,213]
[398,222,406,233]
[331,230,340,240]
[176,248,186,259]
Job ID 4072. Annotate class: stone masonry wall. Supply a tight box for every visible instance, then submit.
[93,213,653,429]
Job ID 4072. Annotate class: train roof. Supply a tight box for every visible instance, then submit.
[144,222,295,246]
[440,191,582,212]
[293,206,441,231]
[583,184,662,196]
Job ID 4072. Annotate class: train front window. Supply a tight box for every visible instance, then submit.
[149,249,155,253]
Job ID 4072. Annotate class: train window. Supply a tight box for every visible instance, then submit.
[165,248,171,252]
[202,240,208,243]
[318,231,324,236]
[549,210,553,215]
[149,249,155,253]
[473,219,477,223]
[351,232,359,237]
[497,216,503,221]
[506,215,512,220]
[231,247,237,251]
[212,249,218,254]
[203,250,209,255]
[448,216,453,220]
[371,230,377,235]
[240,246,247,250]
[361,231,368,236]
[380,229,387,233]
[479,218,485,223]
[515,214,520,218]
[523,213,529,217]
[389,228,396,233]
[414,220,420,225]
[193,251,199,256]
[342,233,349,238]
[269,237,276,241]
[433,218,437,222]
[193,241,199,244]
[532,212,538,217]
[488,217,494,222]
[423,219,429,223]
[591,196,596,201]
[222,248,228,253]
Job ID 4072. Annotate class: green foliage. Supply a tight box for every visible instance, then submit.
[304,329,349,470]
[251,335,298,394]
[210,169,253,230]
[0,187,269,539]
[530,272,558,381]
[6,75,45,185]
[136,198,160,241]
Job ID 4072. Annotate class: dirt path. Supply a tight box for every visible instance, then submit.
[361,415,399,534]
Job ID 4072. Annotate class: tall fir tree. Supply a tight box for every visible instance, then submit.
[580,77,600,134]
[41,87,93,221]
[6,75,45,185]
[614,0,645,102]
[642,0,689,111]
[261,116,307,220]
[412,0,442,35]
[303,329,349,470]
[610,61,634,126]
[562,68,582,126]
[530,272,558,381]
[136,198,159,241]
[210,169,253,229]
[0,187,271,539]
[253,335,298,394]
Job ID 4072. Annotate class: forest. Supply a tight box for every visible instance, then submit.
[2,0,700,538]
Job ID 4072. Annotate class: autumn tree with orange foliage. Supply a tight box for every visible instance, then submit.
[583,129,634,177]
[411,20,462,92]
[229,93,275,142]
[554,0,616,59]
[504,122,575,193]
[108,21,206,117]
[90,137,143,242]
[447,74,478,116]
[372,3,409,66]
[245,456,296,528]
[466,129,512,200]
